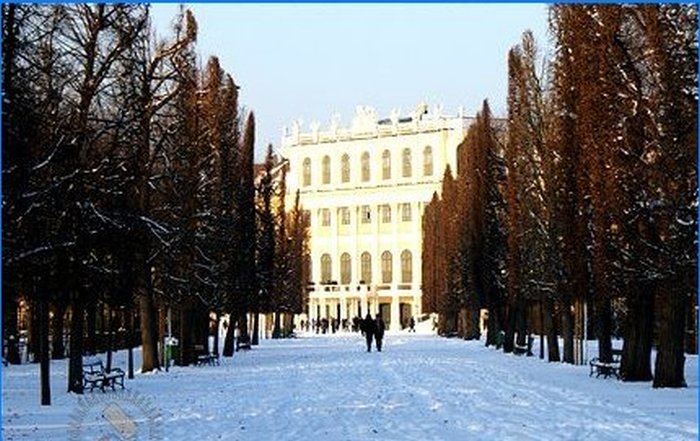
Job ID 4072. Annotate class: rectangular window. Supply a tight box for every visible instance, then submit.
[401,203,412,222]
[381,204,392,223]
[321,208,331,226]
[339,207,350,225]
[361,205,371,224]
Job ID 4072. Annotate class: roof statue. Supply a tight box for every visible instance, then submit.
[389,108,401,125]
[351,105,377,132]
[310,120,320,133]
[329,113,341,135]
[414,102,428,120]
[291,119,302,139]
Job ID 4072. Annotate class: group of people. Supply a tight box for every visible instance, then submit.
[360,313,386,352]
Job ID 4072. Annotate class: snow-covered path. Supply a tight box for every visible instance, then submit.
[3,332,697,440]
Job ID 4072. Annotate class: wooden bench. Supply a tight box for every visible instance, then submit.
[82,358,125,392]
[514,335,534,356]
[589,348,622,379]
[236,336,251,351]
[194,345,220,366]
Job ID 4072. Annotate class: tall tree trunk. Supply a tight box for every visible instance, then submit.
[485,304,502,347]
[515,300,527,347]
[544,297,560,362]
[653,281,688,388]
[238,312,249,342]
[222,313,235,357]
[85,298,96,355]
[272,311,281,339]
[128,308,135,379]
[620,285,654,381]
[158,306,167,368]
[503,303,516,354]
[29,300,39,363]
[283,313,294,336]
[539,300,545,359]
[67,293,84,394]
[137,257,159,372]
[561,296,575,364]
[51,302,66,359]
[212,311,220,355]
[595,296,613,362]
[252,310,261,344]
[467,303,481,340]
[138,292,159,371]
[106,309,113,372]
[178,303,192,366]
[39,294,51,405]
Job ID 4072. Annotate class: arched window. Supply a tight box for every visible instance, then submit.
[401,250,412,283]
[340,253,351,284]
[361,152,370,182]
[382,150,391,180]
[321,254,332,283]
[402,148,412,177]
[423,146,433,176]
[341,153,350,183]
[322,155,331,184]
[381,251,393,284]
[302,158,311,186]
[361,252,372,284]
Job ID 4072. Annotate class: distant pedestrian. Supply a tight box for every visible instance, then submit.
[363,313,376,352]
[409,317,416,333]
[374,314,386,352]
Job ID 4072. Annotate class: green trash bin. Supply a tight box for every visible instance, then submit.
[165,337,179,366]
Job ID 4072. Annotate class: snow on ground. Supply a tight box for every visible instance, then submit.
[2,330,697,441]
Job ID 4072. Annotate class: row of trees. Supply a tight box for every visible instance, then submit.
[422,4,697,388]
[2,4,308,405]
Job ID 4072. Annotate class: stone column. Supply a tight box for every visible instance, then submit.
[320,297,326,320]
[391,296,401,331]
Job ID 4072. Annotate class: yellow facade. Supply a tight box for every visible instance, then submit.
[282,104,471,331]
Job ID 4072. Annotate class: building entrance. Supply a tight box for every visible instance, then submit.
[378,303,391,326]
[400,303,412,330]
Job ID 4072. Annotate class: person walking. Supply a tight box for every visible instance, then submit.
[363,313,376,352]
[374,313,386,352]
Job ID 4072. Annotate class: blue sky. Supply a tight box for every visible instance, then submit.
[151,4,550,160]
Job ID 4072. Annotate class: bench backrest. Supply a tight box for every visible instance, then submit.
[83,359,105,375]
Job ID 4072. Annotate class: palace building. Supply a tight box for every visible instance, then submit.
[281,104,472,331]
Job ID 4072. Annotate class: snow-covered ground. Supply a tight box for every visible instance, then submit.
[2,328,697,441]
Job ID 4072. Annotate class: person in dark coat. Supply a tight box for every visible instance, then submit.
[363,313,376,352]
[374,314,386,352]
